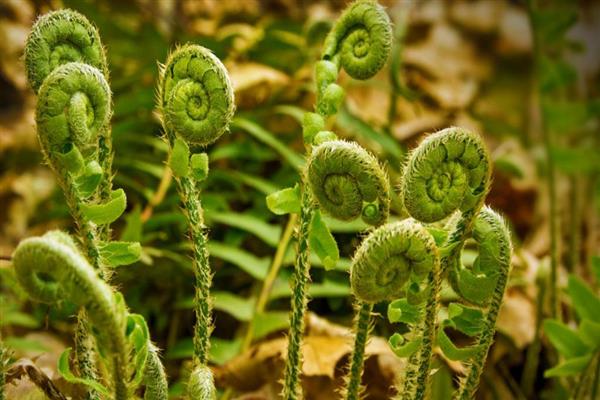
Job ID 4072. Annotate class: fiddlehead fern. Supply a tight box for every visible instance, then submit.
[401,128,511,398]
[25,11,157,398]
[25,9,114,236]
[157,44,234,396]
[402,127,491,225]
[321,0,392,81]
[315,0,392,116]
[36,62,111,161]
[29,60,113,399]
[12,231,129,399]
[307,140,390,226]
[158,44,235,146]
[402,127,492,305]
[351,221,439,304]
[283,2,392,398]
[24,9,108,94]
[451,207,512,399]
[350,220,441,400]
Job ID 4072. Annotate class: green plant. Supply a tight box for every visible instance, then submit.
[307,139,390,400]
[271,2,392,398]
[156,43,235,396]
[22,9,166,399]
[351,220,440,400]
[25,9,115,241]
[394,127,512,399]
[543,275,600,399]
[12,231,166,399]
[25,11,112,398]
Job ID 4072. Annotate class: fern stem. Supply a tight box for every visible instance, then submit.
[343,301,372,400]
[413,269,442,399]
[283,185,314,400]
[74,311,100,400]
[97,131,114,241]
[454,268,509,399]
[178,175,213,366]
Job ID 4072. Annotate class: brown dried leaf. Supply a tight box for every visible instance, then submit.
[227,62,290,108]
[495,289,536,349]
[450,0,505,33]
[215,313,402,398]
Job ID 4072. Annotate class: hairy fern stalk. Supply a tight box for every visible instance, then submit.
[157,43,235,399]
[282,2,393,398]
[21,9,168,399]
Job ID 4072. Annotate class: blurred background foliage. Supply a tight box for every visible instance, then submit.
[0,0,599,399]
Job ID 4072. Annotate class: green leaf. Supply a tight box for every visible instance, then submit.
[430,360,454,400]
[57,143,84,174]
[309,210,339,270]
[126,314,150,386]
[539,57,576,93]
[210,337,242,366]
[190,152,209,181]
[551,147,600,174]
[207,212,282,247]
[0,311,39,328]
[437,328,479,361]
[388,334,421,358]
[532,8,577,45]
[446,303,485,337]
[387,299,420,324]
[543,100,590,135]
[544,354,592,378]
[76,161,103,197]
[579,320,600,348]
[456,266,497,306]
[208,242,270,280]
[543,319,589,359]
[98,241,142,267]
[266,184,301,215]
[568,275,600,323]
[268,276,350,299]
[337,107,404,164]
[170,137,190,177]
[167,337,241,366]
[426,227,448,247]
[213,291,255,321]
[253,311,290,339]
[81,189,127,225]
[226,170,280,195]
[121,206,142,242]
[58,348,110,395]
[232,118,305,171]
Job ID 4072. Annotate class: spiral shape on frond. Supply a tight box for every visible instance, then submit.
[13,231,132,399]
[24,9,107,93]
[473,208,512,277]
[12,231,115,329]
[36,62,111,156]
[307,140,389,226]
[454,207,511,399]
[402,127,491,224]
[351,220,439,303]
[322,0,392,80]
[452,206,512,306]
[159,44,235,146]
